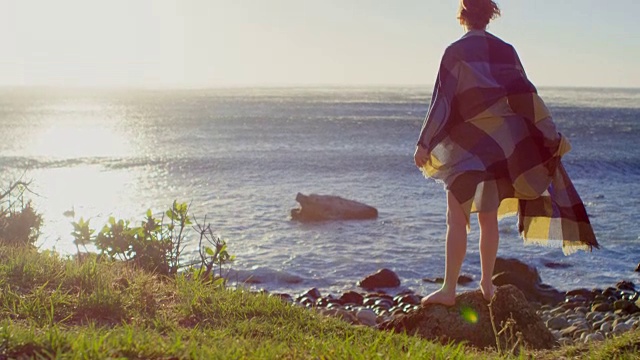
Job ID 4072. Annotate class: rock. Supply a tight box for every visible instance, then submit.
[290,193,378,222]
[358,269,401,290]
[635,263,640,272]
[546,316,569,330]
[566,288,595,302]
[422,275,473,285]
[374,298,393,311]
[585,333,605,343]
[378,285,556,350]
[591,302,613,312]
[322,309,358,324]
[613,323,633,335]
[356,309,378,327]
[559,324,588,339]
[613,299,639,314]
[587,311,603,322]
[558,338,573,346]
[269,293,293,303]
[543,261,572,269]
[339,291,364,306]
[616,280,636,292]
[603,287,618,298]
[614,300,631,311]
[600,321,612,333]
[296,288,321,302]
[492,257,564,305]
[393,294,421,306]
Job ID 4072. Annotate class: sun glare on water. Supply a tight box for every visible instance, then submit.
[28,101,133,159]
[23,99,142,254]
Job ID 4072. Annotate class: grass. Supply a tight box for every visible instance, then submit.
[0,246,639,359]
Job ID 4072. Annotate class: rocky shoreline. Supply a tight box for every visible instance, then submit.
[264,258,640,348]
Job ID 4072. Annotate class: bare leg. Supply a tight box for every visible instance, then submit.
[422,191,468,306]
[478,209,499,301]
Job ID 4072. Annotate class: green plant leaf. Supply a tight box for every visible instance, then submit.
[204,246,215,256]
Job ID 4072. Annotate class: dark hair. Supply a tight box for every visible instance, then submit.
[457,0,501,29]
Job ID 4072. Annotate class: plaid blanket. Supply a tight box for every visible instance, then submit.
[417,30,598,254]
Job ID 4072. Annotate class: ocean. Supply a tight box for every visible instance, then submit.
[1,86,639,297]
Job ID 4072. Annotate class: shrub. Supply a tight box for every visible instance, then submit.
[92,201,221,278]
[0,180,43,247]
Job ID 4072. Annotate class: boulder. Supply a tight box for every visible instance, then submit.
[358,269,401,290]
[378,285,557,350]
[492,257,564,305]
[635,263,640,272]
[291,193,378,222]
[615,280,636,292]
[339,291,364,306]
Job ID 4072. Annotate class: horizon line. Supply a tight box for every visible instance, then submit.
[1,84,639,91]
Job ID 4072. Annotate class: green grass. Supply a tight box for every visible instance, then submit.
[0,246,639,359]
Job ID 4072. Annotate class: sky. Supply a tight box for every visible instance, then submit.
[1,0,638,88]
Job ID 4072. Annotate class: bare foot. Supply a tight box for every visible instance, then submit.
[421,288,456,307]
[480,281,496,302]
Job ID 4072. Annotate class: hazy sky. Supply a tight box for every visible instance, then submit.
[1,0,638,88]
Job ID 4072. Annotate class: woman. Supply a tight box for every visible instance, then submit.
[414,0,599,306]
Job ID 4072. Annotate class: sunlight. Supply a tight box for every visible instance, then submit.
[26,99,132,159]
[31,123,132,159]
[31,165,140,254]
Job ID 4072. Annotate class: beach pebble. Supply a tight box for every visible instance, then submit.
[339,291,364,306]
[356,309,378,327]
[574,306,589,315]
[600,321,613,333]
[591,302,612,312]
[322,309,358,324]
[374,298,393,311]
[393,293,421,306]
[559,324,588,339]
[612,323,633,335]
[547,316,569,330]
[584,333,605,343]
[615,280,635,291]
[613,300,634,312]
[587,311,603,322]
[558,338,573,346]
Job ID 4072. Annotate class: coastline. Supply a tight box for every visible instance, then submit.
[265,258,640,346]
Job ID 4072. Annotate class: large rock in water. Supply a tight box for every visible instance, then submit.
[358,268,401,290]
[291,193,378,222]
[378,285,557,350]
[492,257,564,305]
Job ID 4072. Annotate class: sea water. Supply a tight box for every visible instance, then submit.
[1,86,639,296]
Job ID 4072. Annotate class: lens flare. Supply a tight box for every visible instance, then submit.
[460,306,478,324]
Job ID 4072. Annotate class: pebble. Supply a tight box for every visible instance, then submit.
[600,321,612,333]
[547,316,569,330]
[592,302,612,312]
[285,280,640,345]
[613,323,633,335]
[585,333,605,343]
[356,309,377,327]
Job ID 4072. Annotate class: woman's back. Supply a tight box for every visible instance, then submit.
[445,31,537,123]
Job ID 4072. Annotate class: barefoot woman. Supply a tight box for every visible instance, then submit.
[414,0,599,306]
